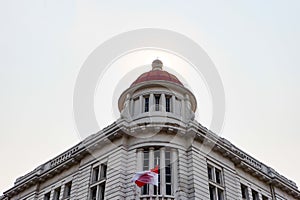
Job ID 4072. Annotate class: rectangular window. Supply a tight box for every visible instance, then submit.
[155,95,160,111]
[207,163,224,200]
[207,165,213,180]
[44,192,51,200]
[215,168,222,184]
[99,182,105,200]
[252,189,259,200]
[141,147,176,197]
[100,164,107,179]
[217,188,224,200]
[154,150,160,195]
[165,96,171,112]
[63,181,72,199]
[142,151,149,195]
[92,166,100,183]
[53,187,61,200]
[90,186,97,200]
[209,184,216,200]
[241,184,249,199]
[89,163,107,200]
[165,150,172,195]
[144,96,149,112]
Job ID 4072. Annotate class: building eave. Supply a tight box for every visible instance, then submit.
[2,119,300,199]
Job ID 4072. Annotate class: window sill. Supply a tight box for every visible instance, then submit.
[140,195,175,200]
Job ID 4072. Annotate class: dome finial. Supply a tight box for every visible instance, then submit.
[152,59,163,70]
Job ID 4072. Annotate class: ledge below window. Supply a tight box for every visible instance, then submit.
[140,195,175,200]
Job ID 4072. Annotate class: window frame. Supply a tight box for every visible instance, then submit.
[251,189,259,200]
[143,96,149,112]
[140,147,176,197]
[89,163,107,200]
[165,95,171,112]
[43,192,51,200]
[241,183,249,200]
[63,181,72,199]
[154,94,161,111]
[207,162,225,200]
[53,187,61,200]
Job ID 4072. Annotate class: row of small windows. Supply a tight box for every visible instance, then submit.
[143,94,173,113]
[44,181,72,200]
[207,164,269,200]
[241,183,268,200]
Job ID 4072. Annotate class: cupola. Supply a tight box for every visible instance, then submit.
[118,60,197,124]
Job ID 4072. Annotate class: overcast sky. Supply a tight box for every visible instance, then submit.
[1,0,300,194]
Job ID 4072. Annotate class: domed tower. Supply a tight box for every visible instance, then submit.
[116,60,198,198]
[118,59,197,126]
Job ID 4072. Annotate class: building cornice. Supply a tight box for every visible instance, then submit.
[188,120,300,199]
[2,119,300,199]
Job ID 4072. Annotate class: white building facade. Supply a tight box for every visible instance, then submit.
[1,60,300,200]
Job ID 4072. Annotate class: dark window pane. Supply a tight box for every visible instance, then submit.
[217,188,223,200]
[262,195,268,200]
[241,184,248,199]
[166,184,172,195]
[63,182,72,198]
[44,192,51,200]
[207,166,213,180]
[53,187,60,200]
[166,167,171,174]
[92,167,99,183]
[209,185,215,200]
[100,164,107,179]
[99,183,105,200]
[142,184,149,195]
[215,168,222,184]
[252,189,259,200]
[144,97,149,112]
[90,186,97,200]
[166,97,171,112]
[166,175,171,182]
[154,184,160,195]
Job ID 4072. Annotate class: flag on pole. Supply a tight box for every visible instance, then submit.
[131,166,159,187]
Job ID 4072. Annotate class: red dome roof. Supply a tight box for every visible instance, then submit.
[131,59,183,86]
[131,69,183,86]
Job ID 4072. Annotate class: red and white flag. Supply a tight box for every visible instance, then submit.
[131,166,159,187]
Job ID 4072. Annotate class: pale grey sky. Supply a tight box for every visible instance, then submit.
[1,0,300,194]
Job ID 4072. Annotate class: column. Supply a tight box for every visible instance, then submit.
[130,98,134,116]
[172,95,176,113]
[160,147,166,196]
[139,95,143,114]
[248,186,253,200]
[136,149,144,199]
[137,149,144,171]
[181,96,186,121]
[171,149,178,197]
[149,147,155,196]
[161,94,166,112]
[149,93,154,112]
